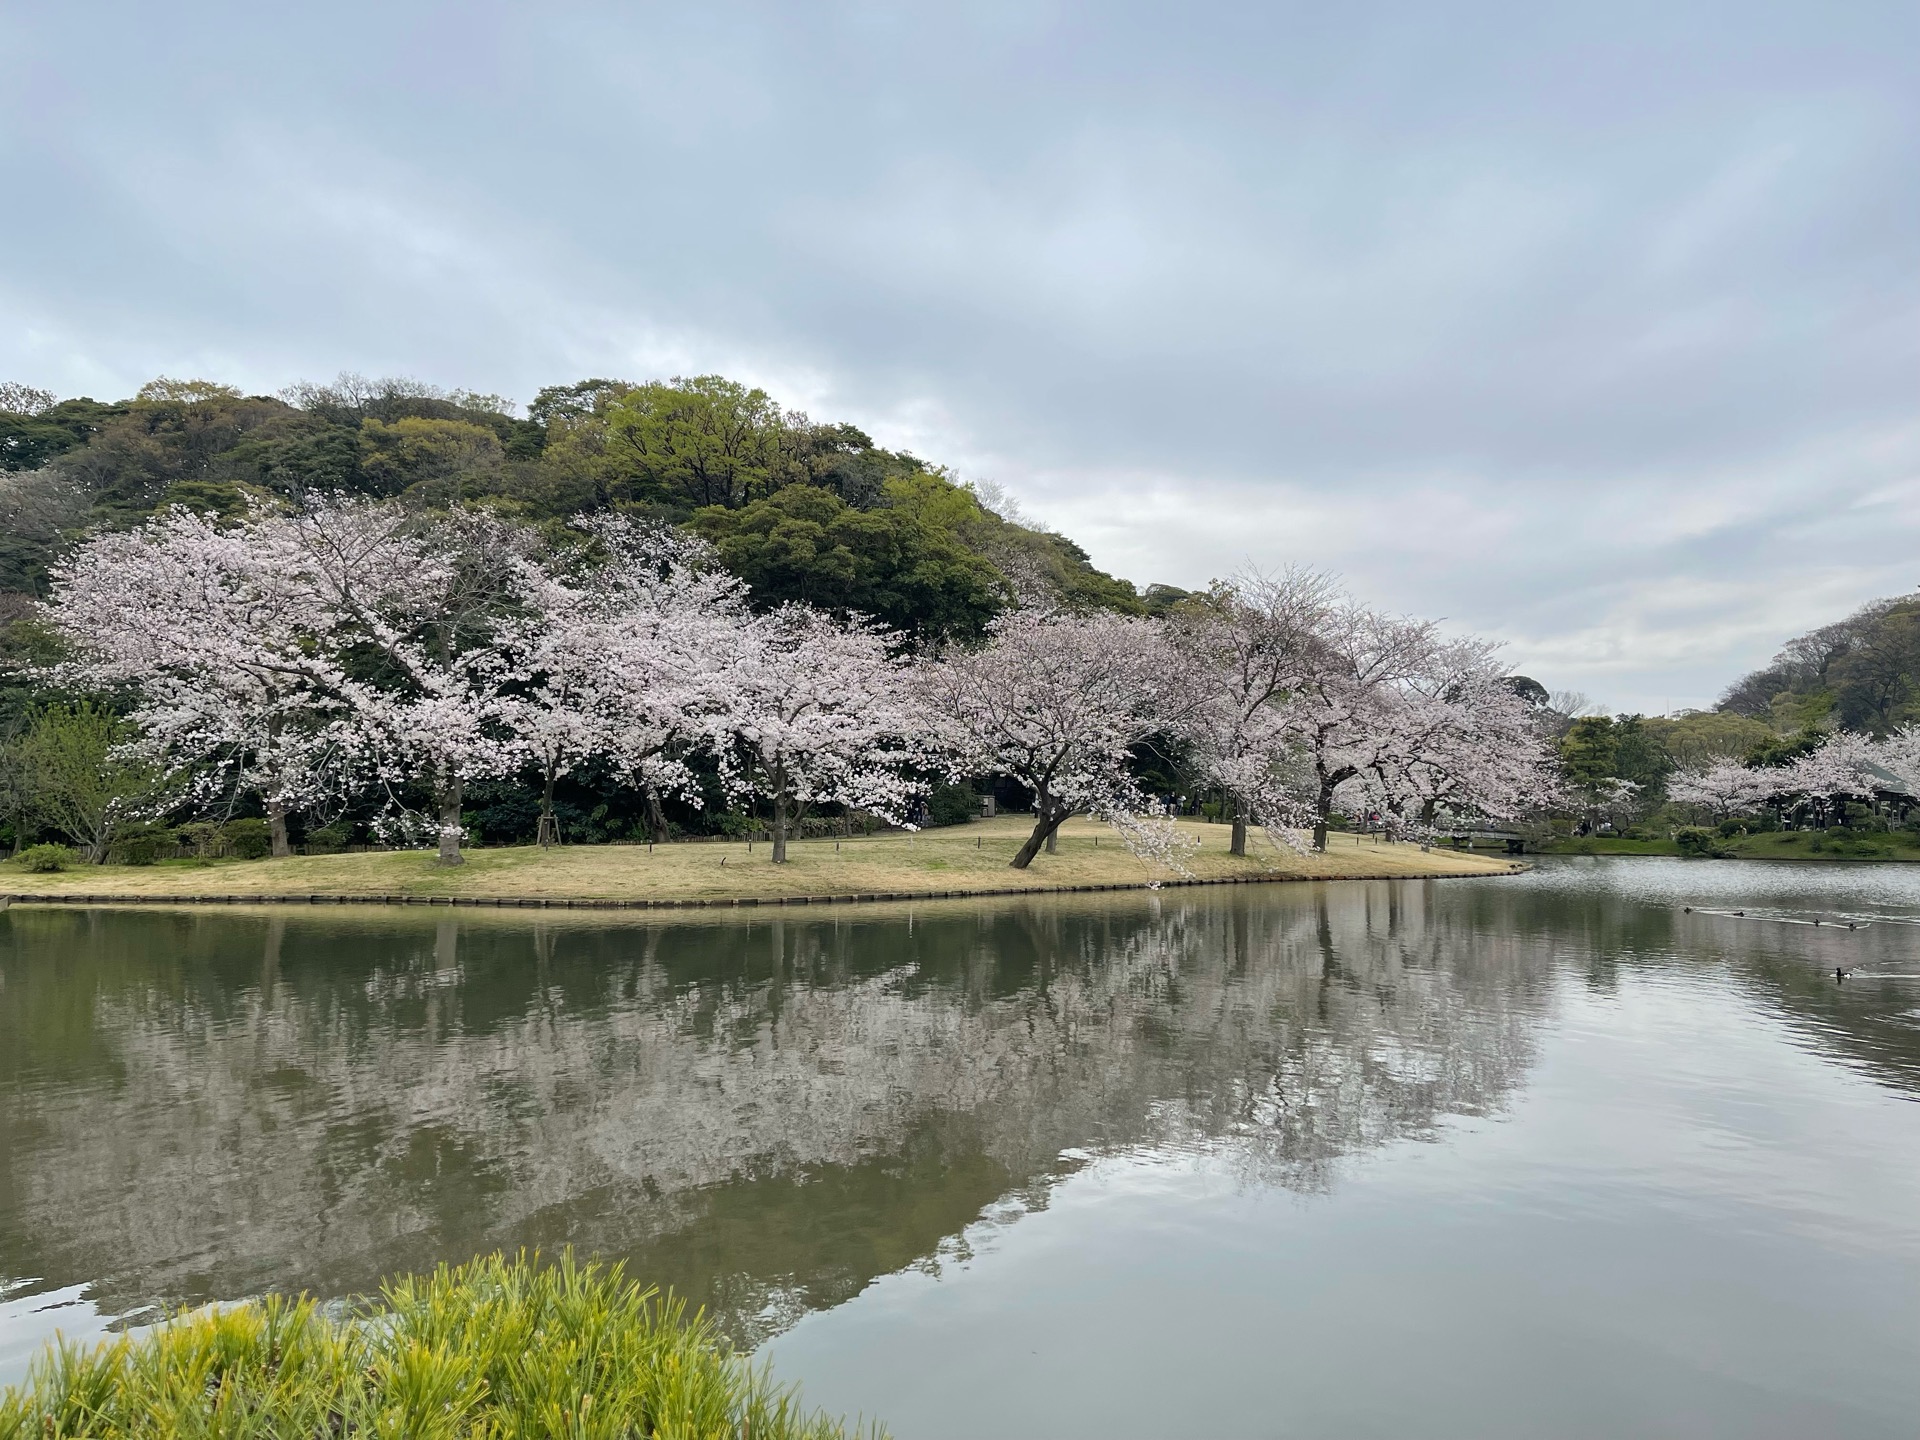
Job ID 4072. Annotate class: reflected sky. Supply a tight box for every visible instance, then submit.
[3,863,1920,1435]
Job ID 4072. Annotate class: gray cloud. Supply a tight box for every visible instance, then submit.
[4,0,1916,710]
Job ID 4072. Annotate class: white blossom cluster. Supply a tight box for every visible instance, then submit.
[1668,728,1920,822]
[41,504,1559,869]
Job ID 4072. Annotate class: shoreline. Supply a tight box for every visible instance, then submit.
[0,818,1523,909]
[0,862,1524,912]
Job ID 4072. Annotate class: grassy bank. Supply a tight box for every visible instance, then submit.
[1536,831,1920,861]
[0,816,1520,904]
[0,1252,872,1440]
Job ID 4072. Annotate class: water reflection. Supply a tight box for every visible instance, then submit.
[1,882,1548,1344]
[5,859,1919,1378]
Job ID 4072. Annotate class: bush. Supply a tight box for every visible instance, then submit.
[924,780,979,828]
[17,843,74,873]
[114,822,175,866]
[0,1252,871,1440]
[304,823,352,854]
[1715,819,1748,838]
[175,821,221,857]
[222,817,273,860]
[1674,827,1717,857]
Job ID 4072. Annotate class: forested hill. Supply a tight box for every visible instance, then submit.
[1717,591,1920,736]
[0,373,1157,641]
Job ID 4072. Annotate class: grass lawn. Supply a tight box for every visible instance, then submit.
[0,816,1520,903]
[1538,831,1920,861]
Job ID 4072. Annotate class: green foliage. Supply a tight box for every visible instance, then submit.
[0,1251,876,1440]
[17,842,74,872]
[605,375,800,510]
[692,482,1005,640]
[1720,592,1920,735]
[222,817,273,860]
[1744,727,1825,770]
[1559,716,1617,795]
[1641,710,1774,769]
[924,780,980,828]
[1140,583,1195,616]
[1673,826,1718,857]
[15,702,165,863]
[0,395,123,472]
[113,822,175,866]
[1607,715,1673,797]
[359,416,506,502]
[305,823,353,854]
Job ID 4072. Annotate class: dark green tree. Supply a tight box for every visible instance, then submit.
[691,483,1005,641]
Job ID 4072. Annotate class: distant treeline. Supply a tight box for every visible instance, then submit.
[0,373,1153,633]
[1717,591,1920,737]
[0,373,1183,851]
[1544,591,1920,836]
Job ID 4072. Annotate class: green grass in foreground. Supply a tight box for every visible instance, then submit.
[0,1252,879,1440]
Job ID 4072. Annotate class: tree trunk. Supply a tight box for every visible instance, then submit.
[537,765,559,849]
[644,783,668,843]
[1230,794,1248,857]
[437,774,465,866]
[267,798,291,859]
[771,791,789,864]
[1313,782,1335,852]
[1045,824,1059,854]
[1012,804,1067,869]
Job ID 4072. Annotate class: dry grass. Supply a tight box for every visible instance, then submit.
[0,816,1520,903]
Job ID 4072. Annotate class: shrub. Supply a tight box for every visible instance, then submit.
[114,822,175,866]
[0,1252,873,1440]
[175,821,221,857]
[1674,827,1717,857]
[304,823,352,854]
[1714,819,1748,838]
[17,843,74,873]
[222,817,273,860]
[924,780,979,828]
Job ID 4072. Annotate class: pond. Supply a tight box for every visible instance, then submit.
[4,860,1919,1438]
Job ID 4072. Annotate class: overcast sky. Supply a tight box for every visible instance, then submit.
[4,1,1916,712]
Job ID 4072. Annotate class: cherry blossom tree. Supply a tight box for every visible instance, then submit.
[272,499,536,865]
[45,507,381,855]
[922,607,1191,869]
[1168,568,1337,854]
[1282,601,1443,850]
[496,517,752,847]
[1672,727,1920,829]
[1667,760,1779,820]
[708,603,922,863]
[1355,641,1561,836]
[1873,725,1920,796]
[1771,730,1885,826]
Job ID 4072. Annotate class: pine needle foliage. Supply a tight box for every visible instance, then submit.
[0,1251,882,1440]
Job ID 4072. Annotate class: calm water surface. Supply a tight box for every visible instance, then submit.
[3,859,1919,1437]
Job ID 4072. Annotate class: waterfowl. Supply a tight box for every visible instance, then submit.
[1835,966,1852,981]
